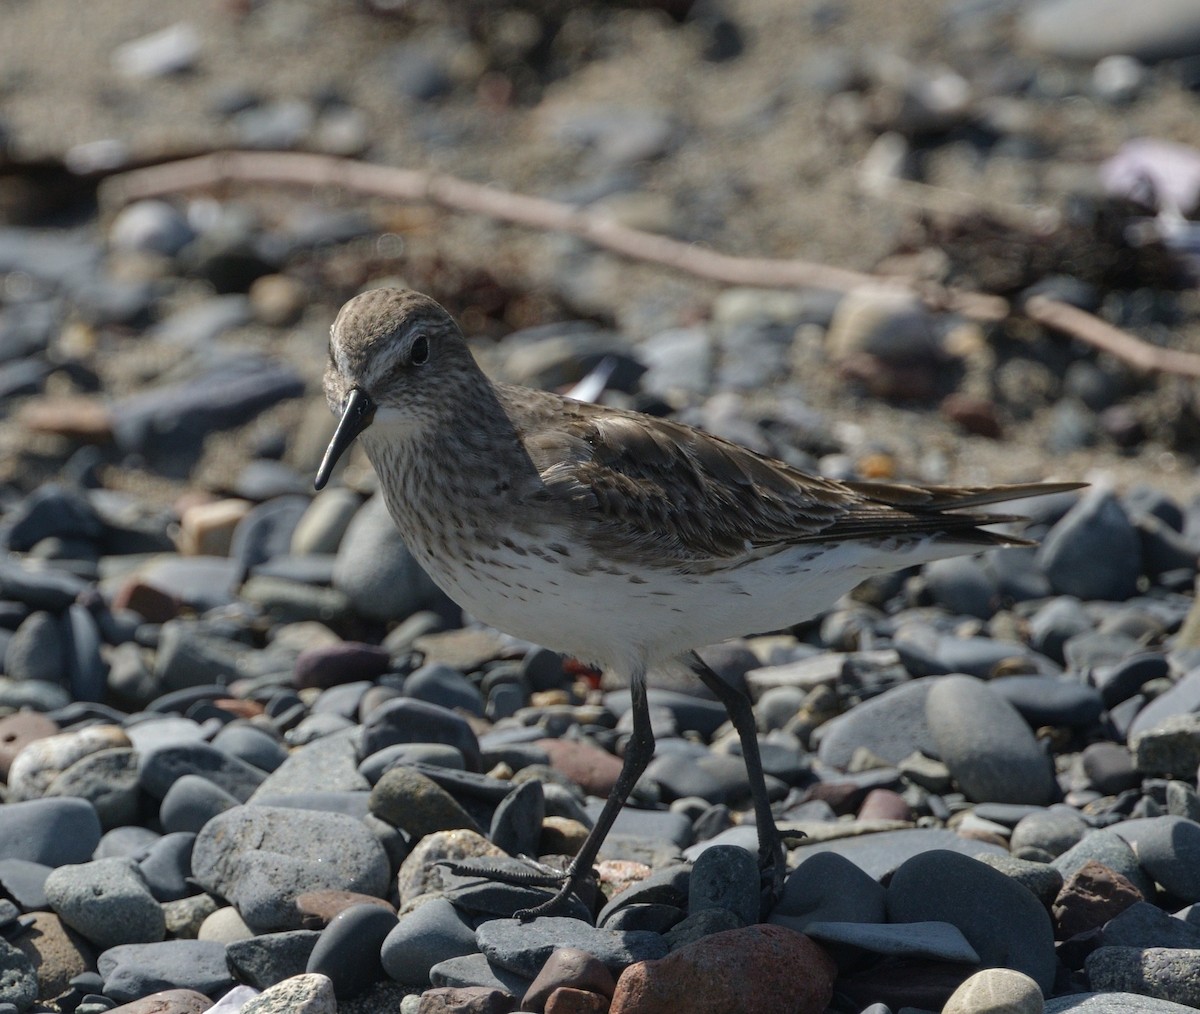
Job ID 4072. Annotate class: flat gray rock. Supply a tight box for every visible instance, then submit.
[1046,991,1199,1013]
[44,856,166,949]
[191,805,389,932]
[1113,816,1200,903]
[803,920,980,963]
[815,677,939,768]
[381,897,477,987]
[475,916,668,978]
[97,939,234,1004]
[783,827,1006,881]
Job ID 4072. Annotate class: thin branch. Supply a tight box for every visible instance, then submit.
[99,151,1200,379]
[1024,295,1200,380]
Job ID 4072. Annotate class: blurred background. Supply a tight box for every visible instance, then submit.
[2,0,1200,501]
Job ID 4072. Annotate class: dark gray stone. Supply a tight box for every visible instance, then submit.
[475,916,668,978]
[138,741,267,802]
[226,930,321,989]
[380,897,477,987]
[97,939,234,1003]
[768,850,886,932]
[1038,488,1141,601]
[1113,816,1200,902]
[687,844,759,925]
[1086,946,1200,1008]
[306,903,397,998]
[0,797,101,866]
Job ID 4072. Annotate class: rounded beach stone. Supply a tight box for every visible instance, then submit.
[1052,828,1154,901]
[1037,488,1140,601]
[815,677,939,768]
[1112,816,1200,902]
[240,972,337,1013]
[43,747,142,830]
[191,805,390,931]
[159,773,240,834]
[925,675,1058,805]
[1086,946,1200,1008]
[380,896,477,986]
[1010,808,1088,861]
[687,844,759,925]
[44,857,166,949]
[397,829,507,906]
[609,924,834,1014]
[768,850,886,932]
[226,929,321,989]
[8,911,92,1003]
[101,989,214,1014]
[306,903,397,998]
[97,940,234,1004]
[523,947,617,1012]
[138,741,267,802]
[476,916,667,980]
[7,724,131,801]
[942,967,1044,1014]
[368,765,482,839]
[0,710,59,781]
[886,849,1056,994]
[0,797,101,866]
[1053,859,1143,938]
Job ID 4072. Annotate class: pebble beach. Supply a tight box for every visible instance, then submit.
[5,1,1200,1012]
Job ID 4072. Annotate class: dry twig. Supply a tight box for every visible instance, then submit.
[101,151,1200,379]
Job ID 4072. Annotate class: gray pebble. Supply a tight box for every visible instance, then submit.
[805,919,979,963]
[926,675,1058,806]
[0,938,36,1012]
[1113,816,1200,902]
[769,850,886,933]
[1010,808,1089,861]
[191,805,390,931]
[227,929,321,989]
[138,741,267,802]
[4,610,67,688]
[1038,489,1141,601]
[1086,946,1200,1008]
[428,952,531,996]
[0,797,101,866]
[687,844,759,925]
[43,747,142,830]
[381,896,477,987]
[44,857,165,949]
[475,916,667,979]
[97,939,233,1004]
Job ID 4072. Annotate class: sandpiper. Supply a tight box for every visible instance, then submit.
[316,287,1080,921]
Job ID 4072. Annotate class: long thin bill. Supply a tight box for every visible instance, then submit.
[314,387,376,490]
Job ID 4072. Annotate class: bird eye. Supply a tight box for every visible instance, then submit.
[410,334,429,366]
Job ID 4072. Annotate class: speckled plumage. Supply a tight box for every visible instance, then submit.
[317,286,1081,920]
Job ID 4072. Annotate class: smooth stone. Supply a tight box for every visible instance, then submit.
[428,952,531,996]
[1020,0,1200,61]
[359,742,466,783]
[66,603,106,702]
[490,780,545,859]
[782,827,1006,880]
[251,727,369,798]
[152,619,251,690]
[0,711,59,780]
[0,559,87,611]
[604,689,729,740]
[95,825,161,860]
[522,946,616,1011]
[1129,670,1200,739]
[815,678,939,768]
[975,854,1064,907]
[198,907,254,944]
[1112,816,1200,902]
[159,774,241,834]
[226,930,320,989]
[886,849,1056,993]
[925,676,1059,806]
[4,610,67,688]
[44,747,142,829]
[138,741,266,801]
[191,805,390,931]
[804,920,979,963]
[4,485,103,553]
[331,494,447,623]
[294,889,395,930]
[207,723,287,774]
[768,851,886,932]
[97,940,234,1003]
[291,488,361,556]
[294,643,390,692]
[123,716,207,752]
[306,903,397,998]
[1081,742,1141,795]
[252,790,371,819]
[687,844,759,925]
[942,967,1044,1014]
[1102,900,1200,950]
[988,675,1103,729]
[404,662,485,716]
[380,897,477,987]
[0,859,51,910]
[45,857,166,949]
[0,797,101,866]
[608,924,835,1014]
[1010,809,1089,860]
[110,200,195,256]
[476,918,666,980]
[1028,597,1093,664]
[1087,946,1200,1007]
[138,832,196,902]
[6,723,131,801]
[1037,489,1141,601]
[360,697,481,771]
[368,764,481,837]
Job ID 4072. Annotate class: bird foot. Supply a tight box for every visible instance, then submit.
[437,856,595,922]
[758,828,801,918]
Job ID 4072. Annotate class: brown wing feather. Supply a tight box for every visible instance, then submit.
[511,387,1081,564]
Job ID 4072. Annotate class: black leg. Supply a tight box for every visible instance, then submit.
[509,668,656,922]
[687,651,787,917]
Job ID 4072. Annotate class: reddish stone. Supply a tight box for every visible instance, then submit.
[546,987,610,1014]
[857,788,912,822]
[0,711,59,781]
[523,947,617,1012]
[803,781,867,815]
[941,393,1003,439]
[295,889,396,929]
[112,577,182,623]
[294,642,391,690]
[537,738,624,797]
[610,925,835,1014]
[211,698,264,720]
[1053,859,1143,939]
[418,986,517,1014]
